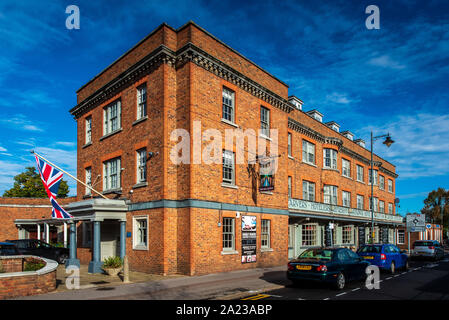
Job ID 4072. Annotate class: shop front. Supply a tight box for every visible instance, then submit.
[287,198,404,259]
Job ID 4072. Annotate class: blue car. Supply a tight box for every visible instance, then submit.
[357,244,408,274]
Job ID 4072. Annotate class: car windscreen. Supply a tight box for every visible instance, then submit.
[358,246,381,253]
[414,241,434,247]
[298,249,334,260]
[0,245,18,256]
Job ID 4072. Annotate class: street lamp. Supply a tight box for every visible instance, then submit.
[370,132,394,243]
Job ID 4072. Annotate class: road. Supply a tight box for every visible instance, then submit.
[239,257,449,300]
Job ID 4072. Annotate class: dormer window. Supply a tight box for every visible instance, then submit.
[306,110,323,123]
[355,138,366,148]
[341,131,354,141]
[326,121,340,133]
[288,96,303,110]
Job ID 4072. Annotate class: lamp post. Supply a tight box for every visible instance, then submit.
[370,132,394,243]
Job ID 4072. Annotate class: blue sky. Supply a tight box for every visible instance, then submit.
[0,0,448,215]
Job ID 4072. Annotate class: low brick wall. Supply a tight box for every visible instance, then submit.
[0,256,58,299]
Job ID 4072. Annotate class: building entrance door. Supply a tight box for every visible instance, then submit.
[101,221,120,261]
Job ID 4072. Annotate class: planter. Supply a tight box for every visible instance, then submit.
[103,267,122,277]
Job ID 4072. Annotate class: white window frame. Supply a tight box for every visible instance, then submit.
[342,191,351,207]
[388,203,394,214]
[369,197,379,212]
[356,165,364,182]
[222,87,235,123]
[85,117,92,144]
[302,180,315,202]
[301,223,318,246]
[357,195,364,210]
[379,200,385,213]
[388,179,394,193]
[388,229,394,244]
[323,185,338,205]
[137,83,147,120]
[222,217,235,251]
[260,106,270,138]
[323,148,337,170]
[136,148,147,183]
[288,133,292,157]
[261,219,271,249]
[369,169,378,186]
[133,216,149,250]
[302,140,315,165]
[288,176,292,198]
[397,230,405,245]
[342,158,351,178]
[103,157,121,191]
[85,167,92,195]
[103,100,121,136]
[379,175,385,190]
[222,150,235,185]
[342,225,353,244]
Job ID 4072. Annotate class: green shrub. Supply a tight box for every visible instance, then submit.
[0,264,4,273]
[102,256,123,268]
[24,258,45,271]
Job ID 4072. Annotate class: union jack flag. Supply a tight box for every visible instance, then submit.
[35,155,73,219]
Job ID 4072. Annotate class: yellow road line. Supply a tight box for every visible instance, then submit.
[241,294,270,300]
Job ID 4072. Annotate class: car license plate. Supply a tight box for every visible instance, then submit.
[296,265,312,270]
[363,256,374,259]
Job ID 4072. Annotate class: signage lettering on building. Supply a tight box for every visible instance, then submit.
[241,216,257,263]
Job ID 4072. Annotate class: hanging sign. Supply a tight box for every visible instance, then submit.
[259,158,275,192]
[241,215,257,263]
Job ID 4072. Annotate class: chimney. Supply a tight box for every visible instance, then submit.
[288,95,304,110]
[305,109,323,123]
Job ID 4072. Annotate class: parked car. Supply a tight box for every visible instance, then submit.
[357,244,408,274]
[411,240,445,261]
[0,242,21,256]
[5,239,69,264]
[287,247,370,290]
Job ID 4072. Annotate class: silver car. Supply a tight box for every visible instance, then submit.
[412,240,445,260]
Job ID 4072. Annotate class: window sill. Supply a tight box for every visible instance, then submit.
[261,248,273,253]
[82,142,92,149]
[259,134,272,141]
[221,183,238,189]
[132,182,148,189]
[221,250,238,255]
[356,180,365,184]
[260,191,273,195]
[288,155,294,160]
[100,128,122,141]
[133,245,149,251]
[342,175,352,180]
[323,168,340,173]
[102,188,122,195]
[132,116,148,126]
[221,118,238,128]
[302,161,317,168]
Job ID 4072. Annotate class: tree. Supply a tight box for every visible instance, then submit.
[2,167,69,198]
[421,188,449,236]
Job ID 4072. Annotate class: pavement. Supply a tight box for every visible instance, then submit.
[17,264,289,300]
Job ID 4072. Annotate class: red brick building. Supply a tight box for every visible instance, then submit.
[0,21,403,275]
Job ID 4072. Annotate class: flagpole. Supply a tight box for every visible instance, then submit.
[31,150,109,200]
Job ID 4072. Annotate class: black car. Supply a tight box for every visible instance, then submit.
[5,239,69,264]
[287,247,370,290]
[0,242,21,256]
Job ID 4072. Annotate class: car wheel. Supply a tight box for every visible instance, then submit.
[58,254,68,264]
[390,261,396,274]
[334,273,346,290]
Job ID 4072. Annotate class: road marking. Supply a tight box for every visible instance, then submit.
[270,295,282,298]
[375,280,383,283]
[425,263,439,268]
[386,277,392,280]
[297,298,306,300]
[241,294,270,300]
[323,298,330,300]
[393,275,400,278]
[401,272,407,275]
[352,288,360,292]
[336,292,347,297]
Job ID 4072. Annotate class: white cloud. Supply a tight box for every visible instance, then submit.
[368,55,406,70]
[358,113,449,180]
[55,141,76,147]
[0,146,6,152]
[0,114,45,132]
